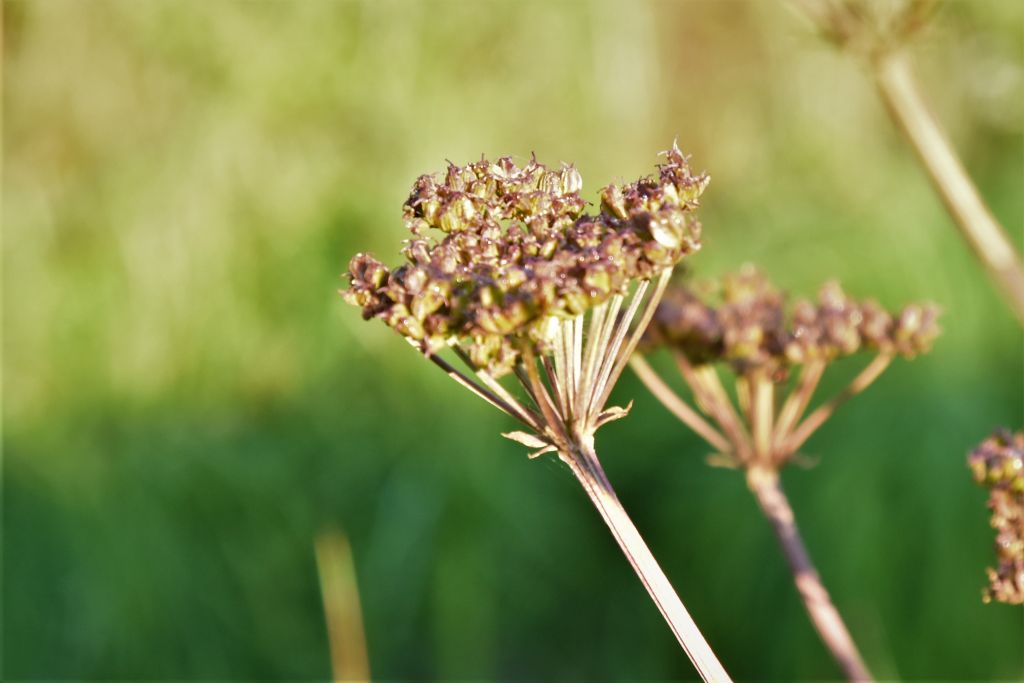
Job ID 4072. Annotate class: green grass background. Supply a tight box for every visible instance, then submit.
[4,0,1023,679]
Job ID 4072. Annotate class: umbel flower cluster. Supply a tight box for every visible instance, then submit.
[644,267,940,378]
[969,429,1024,605]
[344,144,707,378]
[632,267,940,469]
[342,146,731,680]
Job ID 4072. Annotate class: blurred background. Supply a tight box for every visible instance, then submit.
[4,0,1023,679]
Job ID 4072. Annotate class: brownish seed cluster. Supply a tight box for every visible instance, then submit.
[342,145,708,377]
[644,267,940,376]
[968,429,1024,605]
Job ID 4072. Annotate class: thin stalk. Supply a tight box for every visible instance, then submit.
[424,351,531,426]
[671,352,718,413]
[581,294,624,421]
[519,346,571,445]
[735,376,753,424]
[873,50,1024,325]
[746,467,873,681]
[573,314,584,404]
[588,280,650,419]
[315,530,371,683]
[773,360,826,452]
[688,361,754,462]
[543,355,569,418]
[598,268,674,410]
[630,355,731,454]
[559,318,576,415]
[450,345,543,430]
[578,299,612,420]
[564,437,732,682]
[751,374,774,460]
[784,354,892,455]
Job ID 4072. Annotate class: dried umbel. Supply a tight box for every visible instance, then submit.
[969,429,1024,605]
[345,145,705,379]
[637,266,939,468]
[631,266,940,682]
[645,268,939,380]
[342,145,729,680]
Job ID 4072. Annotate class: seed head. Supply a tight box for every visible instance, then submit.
[969,429,1024,605]
[644,267,940,377]
[342,144,708,377]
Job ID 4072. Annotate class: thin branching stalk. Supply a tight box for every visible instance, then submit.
[783,354,893,455]
[630,356,731,453]
[773,361,826,452]
[449,346,545,431]
[422,349,527,424]
[520,345,572,445]
[746,467,873,682]
[597,269,674,411]
[564,436,731,681]
[694,363,754,461]
[588,280,651,419]
[751,374,774,459]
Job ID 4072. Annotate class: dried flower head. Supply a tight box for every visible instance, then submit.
[341,147,732,675]
[630,265,942,679]
[343,143,708,450]
[645,266,939,378]
[633,267,940,469]
[969,429,1024,605]
[345,145,706,378]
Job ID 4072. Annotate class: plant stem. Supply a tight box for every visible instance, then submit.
[783,354,892,455]
[773,360,825,452]
[315,530,371,683]
[423,350,528,425]
[873,51,1024,324]
[629,355,731,454]
[746,467,873,681]
[564,437,731,682]
[751,374,774,460]
[689,361,754,462]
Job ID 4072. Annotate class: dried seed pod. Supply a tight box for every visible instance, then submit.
[644,267,940,376]
[342,143,708,377]
[969,429,1024,605]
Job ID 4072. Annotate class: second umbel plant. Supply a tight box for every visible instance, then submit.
[631,267,939,681]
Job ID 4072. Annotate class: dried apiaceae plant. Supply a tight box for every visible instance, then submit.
[631,266,939,681]
[342,144,730,680]
[968,429,1024,605]
[793,0,1024,324]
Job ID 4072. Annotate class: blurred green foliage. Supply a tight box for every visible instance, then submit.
[4,0,1023,679]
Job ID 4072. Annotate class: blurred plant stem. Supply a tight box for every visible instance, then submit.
[632,355,883,680]
[746,467,873,681]
[315,530,371,683]
[793,0,1024,325]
